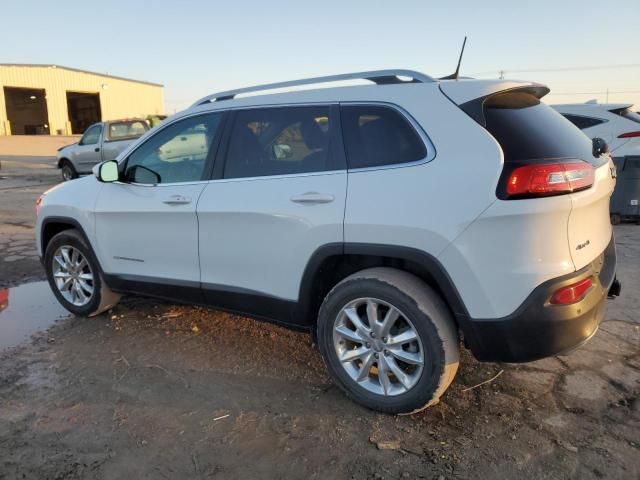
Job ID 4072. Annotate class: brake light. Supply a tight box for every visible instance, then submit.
[505,161,594,198]
[550,277,593,305]
[617,131,640,138]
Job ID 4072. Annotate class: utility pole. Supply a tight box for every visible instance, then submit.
[606,88,609,103]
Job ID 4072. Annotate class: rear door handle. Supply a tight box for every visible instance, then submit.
[163,194,192,205]
[290,192,335,204]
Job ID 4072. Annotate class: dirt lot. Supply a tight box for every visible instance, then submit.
[0,144,638,479]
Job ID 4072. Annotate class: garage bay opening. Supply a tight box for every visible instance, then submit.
[3,87,50,135]
[66,91,101,134]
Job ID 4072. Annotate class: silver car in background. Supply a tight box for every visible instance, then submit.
[57,119,150,181]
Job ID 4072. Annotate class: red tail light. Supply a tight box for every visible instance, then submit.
[550,277,593,305]
[505,161,594,198]
[617,131,640,138]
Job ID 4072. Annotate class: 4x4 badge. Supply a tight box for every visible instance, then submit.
[576,240,591,251]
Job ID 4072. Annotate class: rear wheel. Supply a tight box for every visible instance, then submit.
[317,267,459,414]
[60,160,78,181]
[44,229,120,316]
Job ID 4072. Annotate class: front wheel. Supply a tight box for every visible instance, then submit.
[44,229,120,316]
[60,161,78,181]
[317,268,459,414]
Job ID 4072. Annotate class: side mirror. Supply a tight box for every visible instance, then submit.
[273,143,293,160]
[592,137,609,157]
[127,165,161,184]
[95,160,119,182]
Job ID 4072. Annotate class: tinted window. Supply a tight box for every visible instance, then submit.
[109,120,148,140]
[80,124,102,145]
[561,114,606,130]
[484,92,595,164]
[124,113,222,184]
[341,105,426,169]
[224,106,333,179]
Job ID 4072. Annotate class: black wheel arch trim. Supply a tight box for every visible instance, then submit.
[296,242,473,333]
[40,216,101,271]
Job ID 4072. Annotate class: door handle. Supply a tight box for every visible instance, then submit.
[290,192,335,204]
[94,147,100,152]
[162,194,192,205]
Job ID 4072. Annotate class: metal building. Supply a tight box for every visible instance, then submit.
[0,64,164,135]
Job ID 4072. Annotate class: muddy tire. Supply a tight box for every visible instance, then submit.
[610,213,621,225]
[60,160,78,181]
[44,229,120,317]
[317,267,459,415]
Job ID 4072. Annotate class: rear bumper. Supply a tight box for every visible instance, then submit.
[466,234,617,363]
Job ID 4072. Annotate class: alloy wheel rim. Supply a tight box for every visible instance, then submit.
[62,167,72,180]
[52,245,94,306]
[333,297,424,396]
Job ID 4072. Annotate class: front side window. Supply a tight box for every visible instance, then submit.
[340,105,426,169]
[124,113,222,184]
[109,120,148,140]
[80,124,102,145]
[224,106,333,179]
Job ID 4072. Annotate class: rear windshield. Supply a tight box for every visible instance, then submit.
[483,91,596,164]
[108,120,148,140]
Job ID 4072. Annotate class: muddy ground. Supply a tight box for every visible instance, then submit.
[0,150,638,479]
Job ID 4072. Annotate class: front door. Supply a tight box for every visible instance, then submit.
[73,124,103,171]
[93,112,225,297]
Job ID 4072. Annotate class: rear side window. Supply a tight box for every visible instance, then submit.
[483,92,595,164]
[561,114,606,130]
[224,106,334,179]
[340,105,426,169]
[109,120,148,140]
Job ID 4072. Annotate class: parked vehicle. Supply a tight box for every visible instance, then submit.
[56,119,149,181]
[553,103,640,223]
[36,70,620,414]
[552,102,640,154]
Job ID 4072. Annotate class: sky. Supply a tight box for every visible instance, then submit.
[3,0,639,113]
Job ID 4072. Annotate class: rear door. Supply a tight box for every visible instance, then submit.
[197,105,346,321]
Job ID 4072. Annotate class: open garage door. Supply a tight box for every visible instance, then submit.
[3,87,50,135]
[66,91,101,134]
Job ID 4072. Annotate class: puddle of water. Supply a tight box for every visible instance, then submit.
[0,281,70,351]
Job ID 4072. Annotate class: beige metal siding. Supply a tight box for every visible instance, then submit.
[0,65,164,135]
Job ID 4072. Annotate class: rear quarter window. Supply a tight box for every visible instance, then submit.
[108,121,148,141]
[561,113,606,130]
[340,105,426,169]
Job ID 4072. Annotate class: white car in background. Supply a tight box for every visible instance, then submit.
[552,103,640,223]
[552,102,640,154]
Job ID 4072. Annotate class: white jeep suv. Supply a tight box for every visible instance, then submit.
[36,70,620,414]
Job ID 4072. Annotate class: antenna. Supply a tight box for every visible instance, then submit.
[440,36,467,80]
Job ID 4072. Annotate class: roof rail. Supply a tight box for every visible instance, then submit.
[190,69,435,107]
